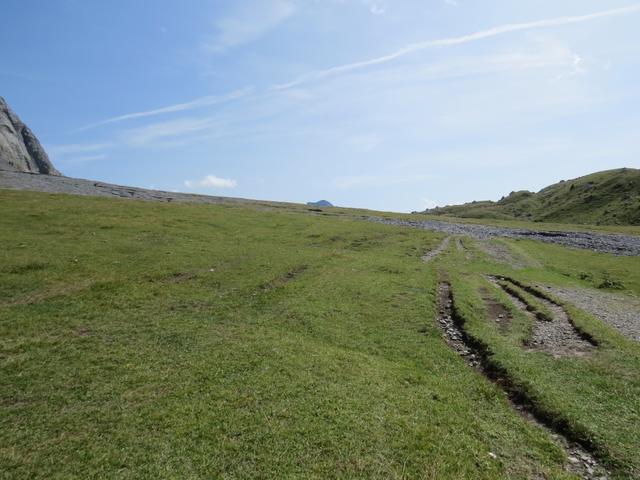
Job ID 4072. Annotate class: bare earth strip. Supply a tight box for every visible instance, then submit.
[436,283,608,480]
[489,277,595,357]
[525,296,595,357]
[538,285,640,342]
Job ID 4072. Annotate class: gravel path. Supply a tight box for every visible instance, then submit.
[526,298,595,357]
[489,277,595,357]
[538,285,640,342]
[368,216,640,256]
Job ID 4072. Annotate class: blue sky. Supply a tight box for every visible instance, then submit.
[2,0,639,212]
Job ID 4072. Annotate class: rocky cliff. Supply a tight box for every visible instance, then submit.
[0,97,60,175]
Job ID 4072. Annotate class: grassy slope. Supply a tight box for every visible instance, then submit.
[0,190,575,479]
[2,189,639,478]
[423,168,640,226]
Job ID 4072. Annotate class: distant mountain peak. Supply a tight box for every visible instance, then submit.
[307,200,333,207]
[0,96,60,176]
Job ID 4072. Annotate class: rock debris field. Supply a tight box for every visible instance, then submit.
[540,285,640,342]
[368,216,640,256]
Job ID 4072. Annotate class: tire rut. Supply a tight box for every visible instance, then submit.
[489,277,596,357]
[422,237,451,263]
[435,282,610,480]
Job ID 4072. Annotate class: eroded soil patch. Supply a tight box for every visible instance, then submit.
[260,265,308,291]
[479,287,512,332]
[434,282,609,480]
[489,277,595,357]
[436,283,480,367]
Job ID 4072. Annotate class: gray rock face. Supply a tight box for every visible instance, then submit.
[0,97,60,175]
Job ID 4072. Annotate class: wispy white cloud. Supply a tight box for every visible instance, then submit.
[48,143,111,165]
[184,174,237,189]
[362,0,385,15]
[445,0,458,7]
[421,197,439,209]
[557,53,587,79]
[417,37,589,80]
[48,143,112,155]
[73,4,639,134]
[78,89,252,132]
[57,154,108,164]
[272,4,640,89]
[122,117,218,146]
[205,0,297,52]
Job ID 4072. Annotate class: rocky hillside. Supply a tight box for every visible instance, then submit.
[422,168,640,226]
[0,97,60,175]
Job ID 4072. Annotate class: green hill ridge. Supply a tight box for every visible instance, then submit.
[422,168,640,225]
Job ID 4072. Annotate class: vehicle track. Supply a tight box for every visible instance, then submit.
[435,283,609,480]
[422,237,451,263]
[489,277,596,357]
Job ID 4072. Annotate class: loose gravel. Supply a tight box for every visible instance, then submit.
[489,277,595,357]
[538,285,640,342]
[368,216,640,257]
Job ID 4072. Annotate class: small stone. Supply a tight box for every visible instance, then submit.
[488,452,497,460]
[567,456,580,464]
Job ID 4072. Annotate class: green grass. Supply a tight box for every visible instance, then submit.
[494,279,554,322]
[1,189,639,479]
[422,168,640,226]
